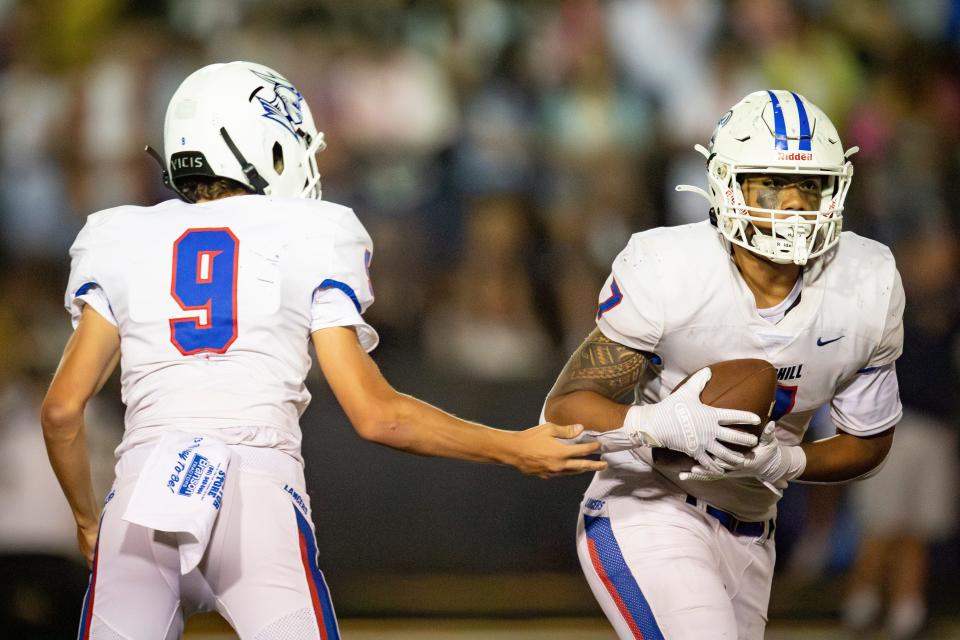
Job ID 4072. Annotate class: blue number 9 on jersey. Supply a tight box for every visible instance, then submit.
[170,228,239,355]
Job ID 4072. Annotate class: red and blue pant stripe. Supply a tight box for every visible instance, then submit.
[77,528,102,639]
[293,506,340,640]
[584,515,664,640]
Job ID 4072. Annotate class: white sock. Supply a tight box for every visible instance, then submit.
[843,587,881,630]
[887,597,925,639]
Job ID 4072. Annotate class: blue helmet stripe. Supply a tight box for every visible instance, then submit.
[766,90,788,150]
[791,92,812,151]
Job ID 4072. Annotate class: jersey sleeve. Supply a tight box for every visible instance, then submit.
[65,216,118,329]
[307,210,378,352]
[866,267,904,368]
[595,235,663,352]
[830,363,902,436]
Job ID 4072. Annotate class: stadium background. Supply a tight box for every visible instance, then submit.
[0,0,958,637]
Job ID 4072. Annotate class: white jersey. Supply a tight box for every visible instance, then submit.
[594,221,904,520]
[65,195,377,461]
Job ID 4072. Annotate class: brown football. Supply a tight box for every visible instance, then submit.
[652,359,777,469]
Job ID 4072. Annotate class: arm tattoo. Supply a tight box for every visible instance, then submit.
[548,328,646,402]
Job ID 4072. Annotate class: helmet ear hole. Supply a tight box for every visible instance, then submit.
[273,142,284,174]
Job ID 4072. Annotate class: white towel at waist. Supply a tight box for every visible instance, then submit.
[122,431,232,574]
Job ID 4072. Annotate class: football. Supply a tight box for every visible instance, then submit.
[652,358,777,469]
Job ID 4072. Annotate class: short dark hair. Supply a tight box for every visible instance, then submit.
[176,176,251,202]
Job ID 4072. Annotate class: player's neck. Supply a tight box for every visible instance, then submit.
[731,244,802,309]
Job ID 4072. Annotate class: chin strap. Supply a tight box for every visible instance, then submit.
[144,145,193,203]
[219,127,269,194]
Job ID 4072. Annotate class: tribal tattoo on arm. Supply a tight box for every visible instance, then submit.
[547,328,647,403]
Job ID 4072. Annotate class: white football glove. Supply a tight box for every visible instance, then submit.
[581,367,760,474]
[679,421,807,495]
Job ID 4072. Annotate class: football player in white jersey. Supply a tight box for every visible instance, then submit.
[40,61,605,640]
[544,90,903,639]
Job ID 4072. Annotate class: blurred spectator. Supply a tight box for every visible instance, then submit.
[606,0,722,143]
[0,267,119,636]
[359,214,431,343]
[778,406,846,587]
[66,23,175,213]
[453,41,537,198]
[843,230,959,640]
[424,194,560,380]
[0,40,74,259]
[735,0,865,127]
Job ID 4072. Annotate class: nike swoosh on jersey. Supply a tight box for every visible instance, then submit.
[816,336,844,346]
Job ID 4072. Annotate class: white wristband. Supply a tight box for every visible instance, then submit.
[781,445,807,482]
[622,405,663,447]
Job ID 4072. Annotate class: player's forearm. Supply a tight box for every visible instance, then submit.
[40,404,99,528]
[795,429,894,483]
[544,390,630,432]
[96,349,120,393]
[358,393,517,465]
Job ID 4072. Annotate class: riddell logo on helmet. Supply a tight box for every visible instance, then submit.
[777,151,814,161]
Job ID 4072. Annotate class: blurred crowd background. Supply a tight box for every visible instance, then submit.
[1,0,958,637]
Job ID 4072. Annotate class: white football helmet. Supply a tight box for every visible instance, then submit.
[677,90,858,265]
[150,61,326,202]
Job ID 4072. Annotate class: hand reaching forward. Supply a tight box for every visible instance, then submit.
[581,368,760,474]
[679,421,807,495]
[510,423,607,477]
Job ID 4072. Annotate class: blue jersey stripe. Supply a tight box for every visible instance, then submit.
[791,92,812,151]
[318,279,361,313]
[766,90,789,150]
[584,515,665,639]
[75,282,97,297]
